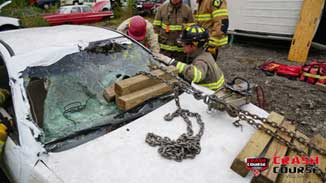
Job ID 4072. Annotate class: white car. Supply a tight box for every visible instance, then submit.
[0,25,268,183]
[0,16,20,31]
[60,0,84,6]
[0,1,21,31]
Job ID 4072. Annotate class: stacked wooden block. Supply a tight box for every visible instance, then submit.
[103,66,178,111]
[230,112,326,183]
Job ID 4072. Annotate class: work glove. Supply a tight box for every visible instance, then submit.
[152,53,175,65]
[207,46,217,56]
[206,46,219,60]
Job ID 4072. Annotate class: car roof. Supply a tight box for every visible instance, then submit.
[60,5,90,8]
[0,25,121,56]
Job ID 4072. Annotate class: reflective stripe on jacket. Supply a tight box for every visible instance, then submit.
[195,0,229,47]
[0,113,12,156]
[154,2,194,55]
[0,123,7,156]
[175,49,224,90]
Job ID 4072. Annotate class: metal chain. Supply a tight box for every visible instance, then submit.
[237,110,326,156]
[147,65,326,155]
[141,64,325,180]
[236,110,326,182]
[145,87,205,162]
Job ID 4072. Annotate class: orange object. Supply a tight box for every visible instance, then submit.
[165,25,170,33]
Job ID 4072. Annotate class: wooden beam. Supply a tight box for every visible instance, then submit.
[251,121,296,183]
[103,85,116,102]
[114,66,177,96]
[304,134,326,183]
[288,0,324,63]
[278,131,309,183]
[116,82,173,111]
[230,112,284,177]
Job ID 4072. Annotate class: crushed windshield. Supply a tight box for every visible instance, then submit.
[22,37,158,144]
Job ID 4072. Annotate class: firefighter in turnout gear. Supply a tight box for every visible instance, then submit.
[154,25,224,90]
[153,0,194,61]
[0,88,13,156]
[195,0,229,59]
[117,16,160,53]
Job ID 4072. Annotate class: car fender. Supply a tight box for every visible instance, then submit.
[0,16,20,28]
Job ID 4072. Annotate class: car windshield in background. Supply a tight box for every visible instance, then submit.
[58,7,71,14]
[22,37,159,147]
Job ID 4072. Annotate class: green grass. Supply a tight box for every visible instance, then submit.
[0,2,60,27]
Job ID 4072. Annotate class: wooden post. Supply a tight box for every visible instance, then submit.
[288,0,324,63]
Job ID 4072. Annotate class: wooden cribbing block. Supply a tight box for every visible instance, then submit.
[288,0,324,63]
[230,112,284,177]
[116,82,173,111]
[251,120,296,183]
[278,131,309,183]
[103,85,116,102]
[304,134,326,183]
[114,66,177,96]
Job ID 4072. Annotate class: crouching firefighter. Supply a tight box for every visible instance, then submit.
[0,88,13,156]
[154,25,225,90]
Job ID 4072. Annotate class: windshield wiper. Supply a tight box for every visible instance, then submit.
[85,37,129,55]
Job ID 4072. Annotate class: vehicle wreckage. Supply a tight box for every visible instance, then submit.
[0,25,325,183]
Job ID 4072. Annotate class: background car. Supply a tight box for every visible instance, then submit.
[92,0,112,12]
[43,5,113,25]
[0,15,20,31]
[134,0,164,15]
[0,0,21,31]
[60,0,84,6]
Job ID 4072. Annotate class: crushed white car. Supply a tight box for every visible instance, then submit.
[0,25,268,183]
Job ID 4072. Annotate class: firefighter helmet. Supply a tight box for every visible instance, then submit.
[128,16,147,41]
[179,24,209,47]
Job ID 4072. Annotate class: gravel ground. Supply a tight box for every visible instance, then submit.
[218,36,326,138]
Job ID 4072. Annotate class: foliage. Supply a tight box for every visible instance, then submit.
[0,2,60,27]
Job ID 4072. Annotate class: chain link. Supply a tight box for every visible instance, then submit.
[236,110,326,182]
[141,65,325,180]
[145,87,205,162]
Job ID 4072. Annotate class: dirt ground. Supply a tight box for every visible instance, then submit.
[218,36,326,138]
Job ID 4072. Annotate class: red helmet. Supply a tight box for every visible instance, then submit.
[128,16,147,41]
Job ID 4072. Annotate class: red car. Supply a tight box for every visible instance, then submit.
[135,0,165,15]
[43,5,113,25]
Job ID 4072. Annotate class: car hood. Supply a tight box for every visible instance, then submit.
[42,93,268,183]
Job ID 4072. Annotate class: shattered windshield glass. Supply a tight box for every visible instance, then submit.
[22,37,159,145]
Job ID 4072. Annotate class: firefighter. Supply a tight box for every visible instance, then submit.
[0,88,13,156]
[117,16,160,53]
[154,25,224,90]
[153,0,194,61]
[195,0,229,59]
